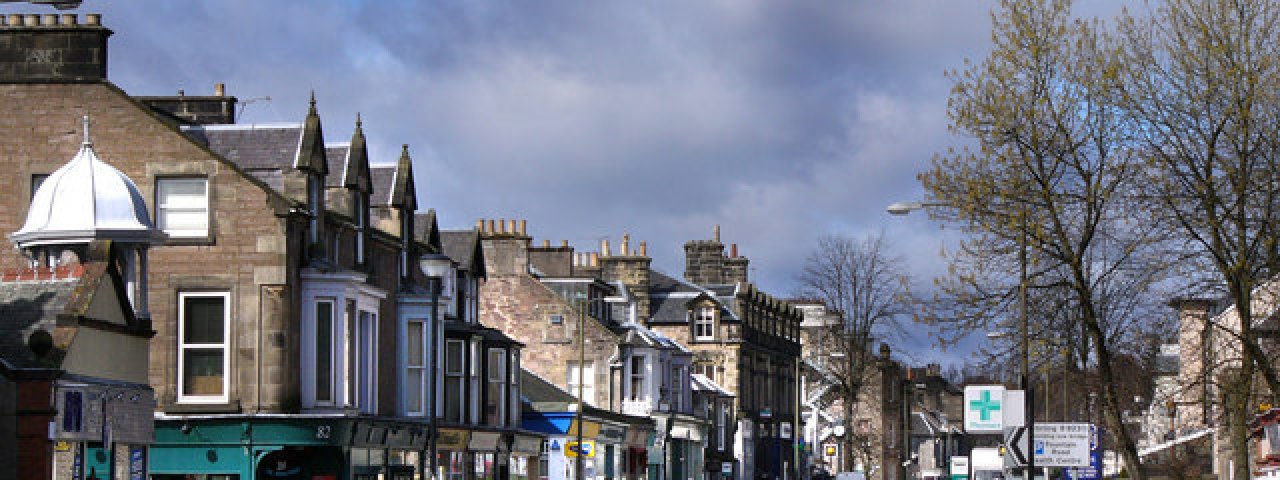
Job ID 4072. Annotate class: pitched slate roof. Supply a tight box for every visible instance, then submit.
[324,144,350,187]
[183,123,303,171]
[647,269,738,323]
[0,274,80,369]
[370,165,396,207]
[440,228,485,278]
[691,373,734,396]
[414,210,441,252]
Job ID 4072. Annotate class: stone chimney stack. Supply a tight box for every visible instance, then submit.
[478,217,532,276]
[724,242,749,284]
[684,225,726,284]
[599,233,653,323]
[0,13,111,83]
[135,83,239,125]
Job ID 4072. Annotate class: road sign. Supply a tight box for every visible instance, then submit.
[1032,423,1091,467]
[965,385,1006,432]
[1003,426,1028,467]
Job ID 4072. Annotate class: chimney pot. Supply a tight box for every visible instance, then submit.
[499,219,508,234]
[561,240,568,248]
[487,219,496,233]
[8,15,22,26]
[520,219,527,236]
[23,14,38,27]
[640,240,647,257]
[731,243,738,258]
[590,252,599,267]
[60,14,77,26]
[543,239,550,248]
[177,89,185,97]
[601,239,610,257]
[215,83,225,97]
[476,219,484,232]
[714,224,721,243]
[85,14,101,26]
[41,14,56,26]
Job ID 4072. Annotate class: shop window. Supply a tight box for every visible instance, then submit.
[178,291,230,403]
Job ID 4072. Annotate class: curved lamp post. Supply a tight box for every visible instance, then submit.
[572,294,625,480]
[419,252,453,480]
[888,200,1034,480]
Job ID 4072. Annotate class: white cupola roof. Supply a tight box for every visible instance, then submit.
[10,117,165,249]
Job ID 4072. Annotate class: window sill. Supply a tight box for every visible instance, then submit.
[164,399,241,414]
[164,235,216,247]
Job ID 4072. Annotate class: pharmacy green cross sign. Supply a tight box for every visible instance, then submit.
[964,385,1005,432]
[970,390,1001,420]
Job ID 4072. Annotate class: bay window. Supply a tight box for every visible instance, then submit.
[486,348,507,426]
[445,339,465,423]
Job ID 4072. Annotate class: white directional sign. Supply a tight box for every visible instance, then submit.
[1032,423,1091,467]
[964,385,1006,432]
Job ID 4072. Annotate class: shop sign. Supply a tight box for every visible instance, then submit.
[437,428,471,450]
[469,432,502,452]
[566,419,601,438]
[512,435,543,454]
[598,426,625,443]
[129,447,146,480]
[565,441,596,458]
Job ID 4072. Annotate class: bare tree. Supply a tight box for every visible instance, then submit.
[797,233,912,476]
[918,0,1177,476]
[1115,1,1280,476]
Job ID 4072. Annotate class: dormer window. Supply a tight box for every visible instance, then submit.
[693,305,716,340]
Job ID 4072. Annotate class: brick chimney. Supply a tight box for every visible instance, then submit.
[0,13,111,83]
[724,242,749,284]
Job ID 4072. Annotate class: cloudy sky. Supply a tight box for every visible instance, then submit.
[1,0,1133,365]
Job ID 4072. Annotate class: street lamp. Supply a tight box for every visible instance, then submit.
[573,294,624,480]
[419,252,453,480]
[889,200,1035,480]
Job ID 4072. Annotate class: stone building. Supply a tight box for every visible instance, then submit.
[477,220,661,480]
[595,226,803,480]
[0,118,158,480]
[0,13,530,479]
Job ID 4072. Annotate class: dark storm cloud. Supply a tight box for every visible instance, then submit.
[0,0,1139,364]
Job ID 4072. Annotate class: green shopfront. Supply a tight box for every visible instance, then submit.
[150,414,428,479]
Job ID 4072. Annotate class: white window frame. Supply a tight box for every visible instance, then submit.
[628,356,645,402]
[487,348,507,427]
[445,339,466,423]
[693,305,716,340]
[405,319,428,416]
[568,360,596,406]
[354,310,377,413]
[156,177,210,238]
[718,399,730,451]
[177,291,231,404]
[314,298,337,406]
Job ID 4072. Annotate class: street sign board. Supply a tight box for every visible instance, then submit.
[965,385,1006,432]
[950,456,970,480]
[1032,423,1091,467]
